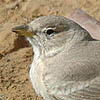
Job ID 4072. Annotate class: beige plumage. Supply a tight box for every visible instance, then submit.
[12,16,100,100]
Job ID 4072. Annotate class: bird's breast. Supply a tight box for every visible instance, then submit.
[29,59,46,96]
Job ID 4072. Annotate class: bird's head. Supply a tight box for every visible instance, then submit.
[12,16,82,58]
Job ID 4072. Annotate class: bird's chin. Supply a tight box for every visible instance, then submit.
[26,37,40,49]
[26,37,37,47]
[26,37,34,46]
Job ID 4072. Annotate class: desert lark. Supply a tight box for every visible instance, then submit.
[12,16,100,100]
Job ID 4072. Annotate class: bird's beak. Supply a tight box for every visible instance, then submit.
[12,25,33,37]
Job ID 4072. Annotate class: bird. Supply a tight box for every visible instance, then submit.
[12,15,100,100]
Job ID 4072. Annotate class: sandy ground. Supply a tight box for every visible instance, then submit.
[0,0,100,100]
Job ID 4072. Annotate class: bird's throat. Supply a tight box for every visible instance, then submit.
[27,37,41,61]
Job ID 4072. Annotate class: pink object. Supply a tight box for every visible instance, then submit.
[69,8,100,40]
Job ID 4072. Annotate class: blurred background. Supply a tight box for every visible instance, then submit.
[0,0,100,100]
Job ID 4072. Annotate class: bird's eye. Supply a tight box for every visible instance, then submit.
[46,29,54,35]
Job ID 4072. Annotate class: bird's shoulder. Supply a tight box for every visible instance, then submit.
[42,37,100,76]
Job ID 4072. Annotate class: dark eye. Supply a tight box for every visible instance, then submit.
[46,29,54,35]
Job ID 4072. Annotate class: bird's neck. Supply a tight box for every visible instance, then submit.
[32,45,41,61]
